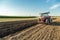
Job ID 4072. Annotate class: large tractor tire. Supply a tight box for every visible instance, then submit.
[46,18,52,24]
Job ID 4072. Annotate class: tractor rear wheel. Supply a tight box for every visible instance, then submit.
[46,19,52,24]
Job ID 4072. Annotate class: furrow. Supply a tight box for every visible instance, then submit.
[10,24,43,40]
[30,25,49,40]
[42,26,54,40]
[52,27,60,40]
[21,24,44,40]
[48,27,55,40]
[36,25,50,40]
[23,24,47,40]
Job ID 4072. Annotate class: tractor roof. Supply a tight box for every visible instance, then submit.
[40,12,50,15]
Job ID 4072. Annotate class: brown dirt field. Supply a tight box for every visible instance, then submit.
[0,17,60,40]
[0,20,37,38]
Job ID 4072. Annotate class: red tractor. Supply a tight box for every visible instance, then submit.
[38,12,52,24]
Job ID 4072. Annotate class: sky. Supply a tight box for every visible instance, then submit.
[0,0,60,16]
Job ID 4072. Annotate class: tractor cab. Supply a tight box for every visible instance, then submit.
[41,12,50,18]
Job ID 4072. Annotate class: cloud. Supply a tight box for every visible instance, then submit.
[46,0,56,3]
[46,0,51,2]
[49,4,60,10]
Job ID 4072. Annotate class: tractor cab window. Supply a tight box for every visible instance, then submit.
[41,14,49,17]
[43,14,49,17]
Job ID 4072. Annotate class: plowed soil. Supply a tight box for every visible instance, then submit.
[0,17,60,40]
